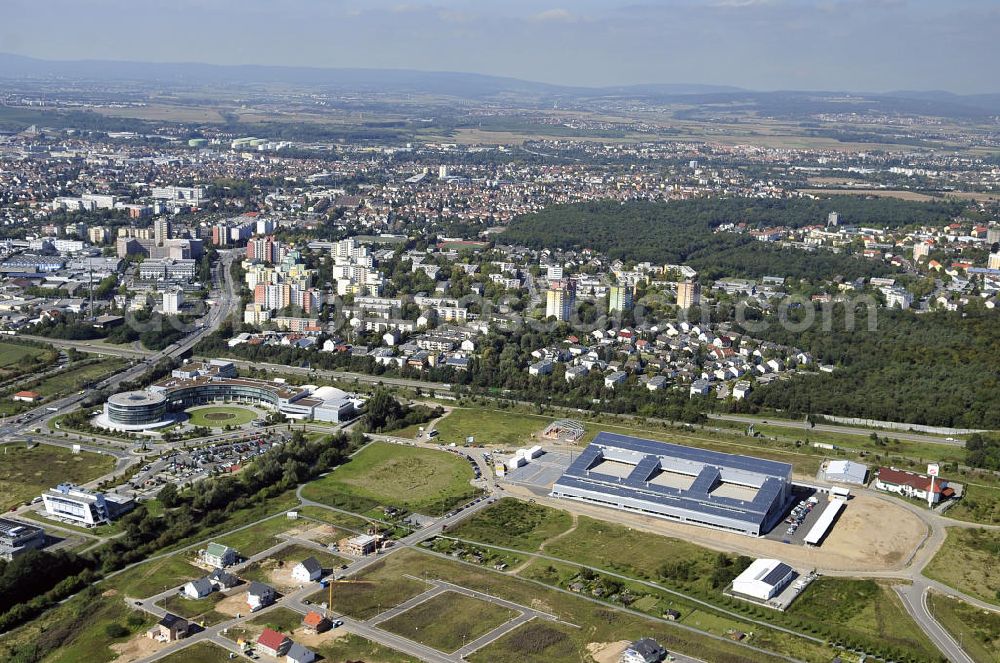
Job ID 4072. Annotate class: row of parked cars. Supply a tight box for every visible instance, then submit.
[785,498,817,535]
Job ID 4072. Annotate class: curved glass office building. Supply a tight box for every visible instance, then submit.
[104,391,170,429]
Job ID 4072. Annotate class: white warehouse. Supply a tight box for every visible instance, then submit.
[731,558,796,601]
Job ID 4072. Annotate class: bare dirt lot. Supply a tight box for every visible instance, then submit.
[509,485,927,573]
[587,640,630,663]
[110,633,167,663]
[215,592,250,617]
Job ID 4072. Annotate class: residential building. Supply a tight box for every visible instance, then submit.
[162,288,183,314]
[256,627,290,657]
[302,611,331,634]
[545,279,576,321]
[209,568,240,590]
[286,642,316,663]
[202,542,237,568]
[247,581,277,611]
[677,280,701,309]
[183,577,213,599]
[146,614,188,642]
[608,284,634,313]
[292,557,323,583]
[341,534,378,556]
[621,638,667,663]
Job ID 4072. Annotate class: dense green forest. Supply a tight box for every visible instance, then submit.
[502,198,963,280]
[737,306,1000,429]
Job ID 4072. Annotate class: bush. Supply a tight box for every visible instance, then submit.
[104,623,129,639]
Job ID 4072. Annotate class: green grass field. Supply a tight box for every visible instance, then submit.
[213,515,303,557]
[432,408,553,447]
[787,578,938,661]
[161,593,228,626]
[157,642,235,663]
[308,568,431,620]
[108,554,204,598]
[924,528,1000,606]
[0,442,115,510]
[0,342,51,374]
[300,441,480,516]
[33,358,127,398]
[315,633,419,663]
[186,404,258,428]
[240,544,348,586]
[347,548,790,663]
[380,591,516,653]
[247,606,304,633]
[298,504,373,533]
[944,484,1000,525]
[926,593,1000,663]
[0,590,154,663]
[448,498,573,549]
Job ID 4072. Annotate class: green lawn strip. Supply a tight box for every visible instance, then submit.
[186,405,259,428]
[446,498,573,550]
[379,591,516,653]
[0,442,116,510]
[926,592,1000,663]
[157,642,236,663]
[314,632,419,663]
[375,548,797,663]
[107,553,204,598]
[300,441,480,516]
[923,528,1000,606]
[787,578,939,662]
[160,593,228,626]
[0,341,50,367]
[18,509,121,536]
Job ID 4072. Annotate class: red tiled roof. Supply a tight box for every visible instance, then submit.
[877,467,945,493]
[257,627,288,650]
[302,611,326,627]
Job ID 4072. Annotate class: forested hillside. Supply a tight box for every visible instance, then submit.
[739,307,1000,429]
[502,198,963,280]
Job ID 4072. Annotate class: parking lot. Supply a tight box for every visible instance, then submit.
[503,450,574,490]
[763,487,825,545]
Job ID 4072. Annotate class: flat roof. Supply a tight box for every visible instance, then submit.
[552,432,791,530]
[0,517,42,537]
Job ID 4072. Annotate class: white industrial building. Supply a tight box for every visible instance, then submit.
[162,288,184,314]
[41,484,135,527]
[819,460,868,485]
[731,558,796,601]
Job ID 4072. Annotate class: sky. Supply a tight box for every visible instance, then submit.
[1,0,997,93]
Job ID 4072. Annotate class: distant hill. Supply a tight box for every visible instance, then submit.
[0,53,996,118]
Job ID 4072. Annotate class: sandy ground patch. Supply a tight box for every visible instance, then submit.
[529,598,555,614]
[508,485,927,573]
[111,633,167,662]
[587,640,630,663]
[102,589,119,598]
[290,626,340,648]
[266,564,302,593]
[215,592,250,617]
